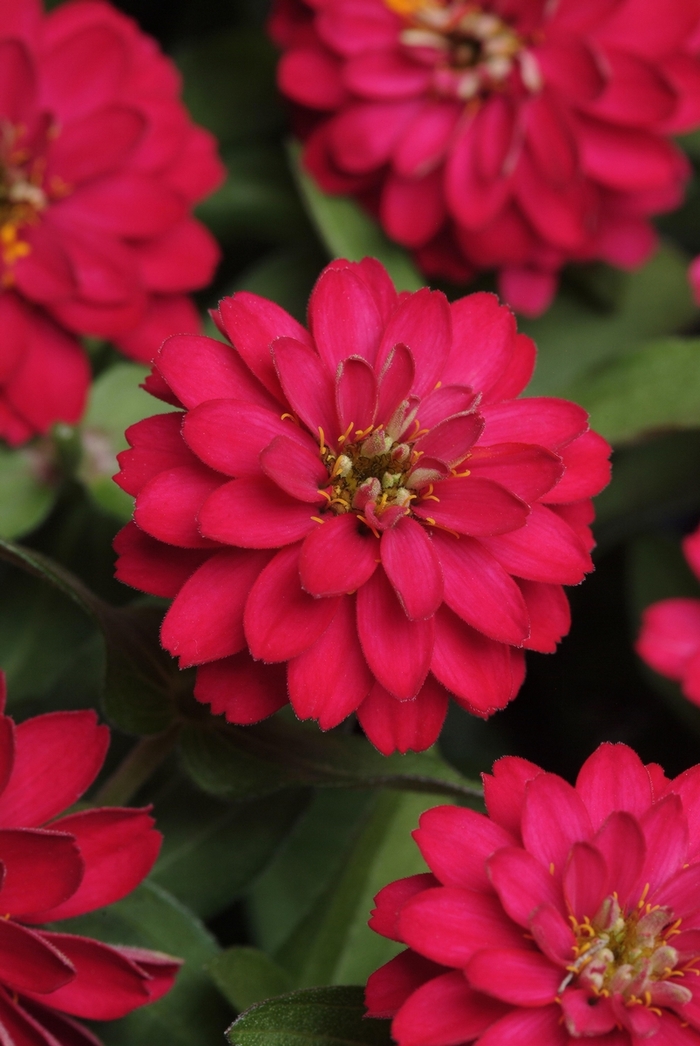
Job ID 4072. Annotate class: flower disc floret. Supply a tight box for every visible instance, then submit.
[113,257,611,755]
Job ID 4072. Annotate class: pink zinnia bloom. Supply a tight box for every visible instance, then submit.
[0,673,180,1044]
[113,257,610,755]
[0,0,224,446]
[366,742,700,1045]
[636,523,700,706]
[270,0,700,315]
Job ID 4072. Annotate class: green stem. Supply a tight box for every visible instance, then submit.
[94,724,181,806]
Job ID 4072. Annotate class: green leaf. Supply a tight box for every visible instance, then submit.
[521,244,698,397]
[0,442,57,539]
[289,142,423,293]
[567,337,700,444]
[209,947,293,1012]
[57,882,231,1046]
[78,363,176,521]
[227,986,391,1046]
[179,714,483,803]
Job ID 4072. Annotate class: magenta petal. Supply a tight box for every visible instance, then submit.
[198,476,318,548]
[467,443,564,503]
[482,756,543,838]
[575,743,652,829]
[272,336,338,445]
[288,596,372,729]
[481,504,592,585]
[376,288,452,398]
[0,828,83,917]
[476,1006,569,1046]
[413,476,529,537]
[559,989,617,1038]
[370,874,439,944]
[415,412,484,468]
[335,355,378,434]
[431,606,517,716]
[414,805,515,893]
[365,950,446,1020]
[519,580,571,653]
[134,464,223,549]
[244,544,339,662]
[380,517,443,620]
[466,948,561,1006]
[563,842,608,923]
[521,773,593,873]
[261,434,329,502]
[194,652,288,724]
[160,548,272,668]
[479,399,588,450]
[0,920,74,994]
[156,334,279,411]
[299,513,380,597]
[593,811,646,910]
[356,568,434,699]
[376,342,415,425]
[641,794,688,893]
[392,971,508,1046]
[357,677,448,755]
[487,846,562,928]
[442,292,517,398]
[529,903,577,966]
[309,264,384,369]
[417,386,479,431]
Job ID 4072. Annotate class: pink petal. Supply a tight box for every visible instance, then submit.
[476,1005,569,1046]
[669,764,700,860]
[482,756,543,837]
[445,117,512,231]
[399,887,526,967]
[393,101,461,179]
[534,39,604,104]
[593,811,646,909]
[652,862,700,917]
[161,548,272,668]
[1,993,104,1046]
[194,652,287,724]
[344,48,431,100]
[487,846,563,927]
[467,443,563,502]
[381,169,446,249]
[498,267,558,319]
[156,334,279,411]
[369,873,439,943]
[433,533,529,646]
[637,598,700,679]
[521,772,593,873]
[376,288,452,398]
[136,218,220,294]
[541,429,611,504]
[595,0,699,59]
[115,413,193,498]
[0,712,108,828]
[28,809,159,922]
[441,293,517,398]
[134,464,223,548]
[578,115,684,191]
[563,842,608,923]
[261,434,329,503]
[683,525,700,580]
[481,504,592,585]
[288,596,372,728]
[300,513,380,597]
[365,950,446,1020]
[381,517,443,620]
[528,903,578,965]
[217,292,311,402]
[113,523,210,599]
[183,399,310,478]
[575,743,653,829]
[376,342,415,425]
[560,989,618,1037]
[479,398,588,450]
[356,568,434,699]
[336,356,378,434]
[474,94,517,182]
[414,476,529,537]
[414,806,515,893]
[0,828,82,918]
[415,412,484,468]
[198,476,318,548]
[392,970,508,1046]
[431,607,518,716]
[417,386,479,431]
[316,0,398,56]
[310,264,384,370]
[349,257,399,323]
[525,91,577,186]
[328,100,424,173]
[586,48,675,126]
[0,39,36,124]
[466,948,561,1005]
[641,794,688,894]
[278,46,348,110]
[357,677,449,755]
[272,336,338,445]
[518,580,571,653]
[0,921,74,994]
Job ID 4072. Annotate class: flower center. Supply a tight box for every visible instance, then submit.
[562,891,694,1027]
[0,124,49,284]
[386,0,541,99]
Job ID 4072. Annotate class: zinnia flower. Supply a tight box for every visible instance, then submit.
[113,257,610,755]
[270,0,700,315]
[366,742,700,1045]
[636,523,700,705]
[0,0,223,446]
[0,673,180,1044]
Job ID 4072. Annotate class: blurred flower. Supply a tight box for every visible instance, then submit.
[366,743,700,1045]
[0,0,224,446]
[113,257,610,754]
[270,0,700,315]
[0,672,180,1043]
[636,523,700,705]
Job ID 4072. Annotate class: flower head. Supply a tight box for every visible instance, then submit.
[0,672,180,1043]
[270,0,700,315]
[0,0,224,445]
[114,257,610,755]
[366,743,700,1044]
[636,523,700,706]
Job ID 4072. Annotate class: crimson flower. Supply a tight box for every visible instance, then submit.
[113,257,610,754]
[636,523,700,706]
[0,0,223,446]
[366,743,700,1045]
[270,0,700,316]
[0,673,179,1045]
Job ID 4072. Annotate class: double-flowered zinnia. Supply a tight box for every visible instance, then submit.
[270,0,700,316]
[366,743,700,1045]
[0,673,180,1045]
[636,523,700,706]
[0,0,223,446]
[113,257,610,755]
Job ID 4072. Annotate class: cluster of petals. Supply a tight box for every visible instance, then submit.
[270,0,700,316]
[113,257,610,755]
[366,742,700,1046]
[0,673,179,1046]
[636,523,700,706]
[0,0,223,446]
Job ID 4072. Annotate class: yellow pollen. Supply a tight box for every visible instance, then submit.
[310,516,325,525]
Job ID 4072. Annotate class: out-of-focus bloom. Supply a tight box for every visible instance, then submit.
[636,523,700,705]
[113,257,610,755]
[0,672,180,1044]
[0,0,223,446]
[270,0,700,316]
[366,743,700,1045]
